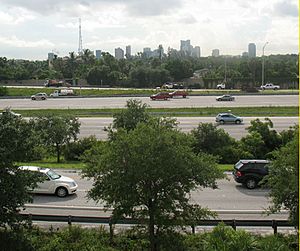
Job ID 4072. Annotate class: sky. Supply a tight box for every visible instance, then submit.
[0,0,298,60]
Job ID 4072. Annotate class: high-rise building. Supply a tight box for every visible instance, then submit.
[115,47,124,60]
[95,50,102,59]
[212,49,220,57]
[248,43,256,58]
[48,52,55,61]
[242,51,249,57]
[143,47,152,58]
[125,45,131,59]
[192,46,201,58]
[180,40,192,56]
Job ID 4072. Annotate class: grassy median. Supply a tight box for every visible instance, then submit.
[4,106,298,117]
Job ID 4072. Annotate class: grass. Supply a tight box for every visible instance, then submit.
[17,158,233,171]
[5,106,298,117]
[2,87,299,97]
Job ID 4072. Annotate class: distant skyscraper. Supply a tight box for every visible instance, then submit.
[212,49,220,57]
[192,46,201,58]
[95,50,102,59]
[248,43,256,58]
[48,52,55,61]
[115,47,124,60]
[125,45,131,59]
[180,40,192,56]
[143,47,152,58]
[242,51,249,57]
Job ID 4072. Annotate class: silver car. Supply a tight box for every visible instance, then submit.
[216,94,235,101]
[31,92,47,100]
[216,113,243,124]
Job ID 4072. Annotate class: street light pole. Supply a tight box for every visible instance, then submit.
[262,42,268,86]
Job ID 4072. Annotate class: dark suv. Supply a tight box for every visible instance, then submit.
[233,160,269,189]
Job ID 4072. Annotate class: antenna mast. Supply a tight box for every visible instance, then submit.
[78,18,83,55]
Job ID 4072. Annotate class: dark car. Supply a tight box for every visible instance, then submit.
[233,160,269,189]
[150,92,171,100]
[169,90,188,98]
[216,94,235,101]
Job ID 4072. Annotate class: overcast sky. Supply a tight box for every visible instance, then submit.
[0,0,298,60]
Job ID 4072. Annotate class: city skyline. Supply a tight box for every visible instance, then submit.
[0,0,298,60]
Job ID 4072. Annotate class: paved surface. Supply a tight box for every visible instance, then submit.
[0,95,298,109]
[23,171,287,220]
[79,117,299,140]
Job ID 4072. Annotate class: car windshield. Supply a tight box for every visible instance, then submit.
[46,169,61,180]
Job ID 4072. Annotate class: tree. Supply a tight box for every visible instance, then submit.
[82,118,223,251]
[0,113,40,227]
[265,131,299,227]
[246,118,281,157]
[111,99,150,131]
[34,115,80,163]
[191,123,238,163]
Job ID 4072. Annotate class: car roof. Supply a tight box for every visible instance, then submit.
[19,166,49,173]
[238,160,269,164]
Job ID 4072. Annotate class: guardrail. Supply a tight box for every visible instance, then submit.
[20,213,292,234]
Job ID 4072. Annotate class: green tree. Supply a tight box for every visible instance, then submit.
[82,118,223,251]
[0,113,40,227]
[239,131,265,159]
[34,115,80,163]
[246,118,281,157]
[265,131,299,227]
[191,123,238,163]
[112,99,150,131]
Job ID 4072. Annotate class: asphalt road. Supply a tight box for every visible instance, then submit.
[79,117,298,140]
[23,170,287,220]
[0,95,298,109]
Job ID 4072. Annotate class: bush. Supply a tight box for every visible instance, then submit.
[0,86,8,96]
[63,136,98,161]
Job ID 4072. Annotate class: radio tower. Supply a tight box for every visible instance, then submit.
[78,18,83,55]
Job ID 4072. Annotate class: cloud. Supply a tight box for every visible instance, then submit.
[273,0,298,17]
[0,8,35,25]
[0,36,54,48]
[179,16,197,24]
[1,0,183,17]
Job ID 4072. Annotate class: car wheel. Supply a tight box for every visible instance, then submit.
[235,120,241,124]
[42,97,45,100]
[183,96,186,98]
[219,120,225,124]
[31,97,36,100]
[245,178,257,189]
[56,187,68,197]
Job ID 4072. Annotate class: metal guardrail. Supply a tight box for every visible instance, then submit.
[20,213,293,234]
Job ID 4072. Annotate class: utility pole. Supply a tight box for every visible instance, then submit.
[262,42,268,86]
[78,18,83,55]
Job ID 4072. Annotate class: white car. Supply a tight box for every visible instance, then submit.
[31,93,48,100]
[260,83,280,90]
[19,166,78,197]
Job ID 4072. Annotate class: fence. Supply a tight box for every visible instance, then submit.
[20,213,292,235]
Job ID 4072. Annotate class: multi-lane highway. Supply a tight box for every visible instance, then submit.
[23,170,288,220]
[79,117,298,140]
[0,95,298,109]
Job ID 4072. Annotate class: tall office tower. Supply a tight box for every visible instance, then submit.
[143,47,152,58]
[48,52,55,61]
[115,47,124,60]
[180,40,192,56]
[125,45,131,59]
[95,50,102,59]
[248,43,256,58]
[212,49,220,57]
[192,46,201,58]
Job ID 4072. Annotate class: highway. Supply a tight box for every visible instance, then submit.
[79,117,298,140]
[0,95,298,109]
[23,170,287,220]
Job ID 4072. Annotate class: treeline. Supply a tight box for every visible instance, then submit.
[0,52,298,87]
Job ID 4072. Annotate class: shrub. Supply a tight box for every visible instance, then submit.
[64,136,98,161]
[0,86,8,96]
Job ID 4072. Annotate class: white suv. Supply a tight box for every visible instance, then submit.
[19,166,78,197]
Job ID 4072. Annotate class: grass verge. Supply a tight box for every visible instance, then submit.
[17,159,233,171]
[3,87,299,97]
[5,106,298,117]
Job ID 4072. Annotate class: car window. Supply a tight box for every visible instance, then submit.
[46,169,61,180]
[235,161,243,169]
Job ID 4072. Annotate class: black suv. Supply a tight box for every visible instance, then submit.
[233,160,269,189]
